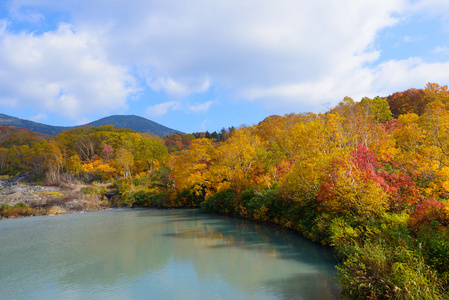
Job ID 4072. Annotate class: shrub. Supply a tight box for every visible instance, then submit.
[417,226,449,289]
[0,202,35,217]
[409,199,448,232]
[14,202,28,209]
[1,203,10,211]
[175,188,205,207]
[337,241,444,299]
[81,186,107,196]
[200,189,239,215]
[150,192,169,208]
[120,191,152,207]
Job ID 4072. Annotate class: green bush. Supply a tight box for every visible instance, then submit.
[1,202,35,217]
[200,189,239,215]
[149,192,169,208]
[1,203,11,211]
[119,191,151,207]
[199,188,323,242]
[133,174,153,186]
[337,240,444,300]
[0,168,21,177]
[417,226,449,289]
[133,191,152,206]
[175,188,205,207]
[81,186,107,196]
[14,202,28,209]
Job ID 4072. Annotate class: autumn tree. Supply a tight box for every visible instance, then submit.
[7,145,30,171]
[387,88,426,117]
[170,138,216,197]
[57,126,100,161]
[101,144,114,163]
[419,101,449,197]
[318,145,389,218]
[66,154,83,175]
[114,148,134,178]
[332,97,391,154]
[164,133,187,152]
[214,127,267,192]
[359,96,392,123]
[424,82,449,105]
[132,136,168,173]
[42,140,63,183]
[392,113,424,165]
[0,128,42,148]
[0,148,8,170]
[386,83,449,118]
[279,114,346,202]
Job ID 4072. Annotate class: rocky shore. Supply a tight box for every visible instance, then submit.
[0,173,113,220]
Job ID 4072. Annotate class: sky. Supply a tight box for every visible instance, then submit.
[1,0,449,133]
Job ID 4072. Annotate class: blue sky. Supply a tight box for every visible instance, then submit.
[1,0,449,133]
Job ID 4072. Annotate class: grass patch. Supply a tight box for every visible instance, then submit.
[81,186,107,196]
[0,202,40,218]
[37,191,65,198]
[45,207,67,215]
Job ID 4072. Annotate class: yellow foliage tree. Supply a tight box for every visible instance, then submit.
[170,138,216,197]
[280,114,346,202]
[113,148,134,178]
[214,127,267,192]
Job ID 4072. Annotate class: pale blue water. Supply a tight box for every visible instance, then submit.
[0,209,340,299]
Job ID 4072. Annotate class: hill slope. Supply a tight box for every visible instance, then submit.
[0,114,70,135]
[0,114,180,136]
[85,115,181,136]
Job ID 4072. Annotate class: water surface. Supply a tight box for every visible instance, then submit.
[0,209,340,299]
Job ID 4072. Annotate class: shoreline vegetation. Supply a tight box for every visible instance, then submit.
[0,174,113,220]
[1,83,449,299]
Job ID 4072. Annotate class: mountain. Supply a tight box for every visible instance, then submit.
[0,113,181,136]
[85,115,181,136]
[0,113,71,135]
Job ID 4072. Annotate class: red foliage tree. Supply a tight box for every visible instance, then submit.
[409,199,448,232]
[387,88,426,118]
[101,144,114,162]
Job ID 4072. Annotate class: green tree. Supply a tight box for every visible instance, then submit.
[360,96,393,123]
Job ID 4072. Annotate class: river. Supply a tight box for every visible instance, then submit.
[0,209,340,299]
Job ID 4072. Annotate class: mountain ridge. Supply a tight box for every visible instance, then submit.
[0,113,181,136]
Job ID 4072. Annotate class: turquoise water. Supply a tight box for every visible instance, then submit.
[0,209,340,299]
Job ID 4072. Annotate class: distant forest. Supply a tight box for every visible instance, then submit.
[0,114,180,136]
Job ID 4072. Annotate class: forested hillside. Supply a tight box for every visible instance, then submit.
[0,114,71,135]
[0,114,180,136]
[1,83,449,299]
[85,115,181,136]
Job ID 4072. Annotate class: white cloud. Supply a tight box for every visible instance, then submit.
[147,76,210,97]
[5,0,449,119]
[146,101,181,117]
[146,99,214,117]
[433,46,449,54]
[372,58,449,94]
[0,22,138,120]
[404,35,424,42]
[241,57,449,111]
[187,101,214,113]
[84,0,406,108]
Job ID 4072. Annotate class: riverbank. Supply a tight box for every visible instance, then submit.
[0,174,112,220]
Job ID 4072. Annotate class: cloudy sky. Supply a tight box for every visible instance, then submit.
[1,0,449,133]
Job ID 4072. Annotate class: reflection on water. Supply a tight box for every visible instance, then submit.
[0,209,340,299]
